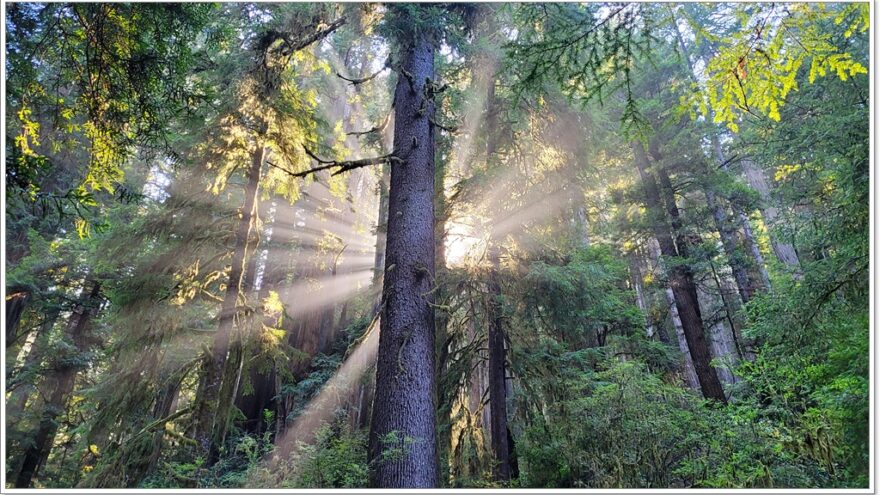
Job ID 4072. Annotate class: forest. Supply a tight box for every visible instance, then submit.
[3,2,871,490]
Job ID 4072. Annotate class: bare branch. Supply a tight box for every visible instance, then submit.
[337,61,389,86]
[348,106,393,137]
[267,146,403,179]
[429,116,458,133]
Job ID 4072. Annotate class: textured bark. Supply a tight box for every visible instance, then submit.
[629,253,656,339]
[487,243,511,482]
[672,23,771,299]
[695,274,739,384]
[666,287,701,390]
[368,28,439,487]
[634,143,726,403]
[199,143,265,463]
[14,281,101,488]
[705,189,757,304]
[372,162,391,312]
[735,208,772,289]
[6,290,29,349]
[741,159,801,271]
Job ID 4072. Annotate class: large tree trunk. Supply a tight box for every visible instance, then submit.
[486,243,512,482]
[14,281,101,488]
[629,252,657,340]
[633,143,726,403]
[198,143,265,464]
[6,289,29,349]
[7,304,59,410]
[740,159,802,271]
[368,25,439,487]
[671,23,770,299]
[705,190,757,303]
[666,288,701,390]
[372,162,390,312]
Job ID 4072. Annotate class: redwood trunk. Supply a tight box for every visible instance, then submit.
[633,143,726,402]
[487,243,511,481]
[368,29,439,487]
[6,290,29,349]
[741,159,800,270]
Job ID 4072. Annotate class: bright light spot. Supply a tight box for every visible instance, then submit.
[445,220,483,266]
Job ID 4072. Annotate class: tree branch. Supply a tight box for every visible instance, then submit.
[267,146,403,179]
[282,17,347,55]
[337,61,389,86]
[429,116,458,133]
[348,106,393,137]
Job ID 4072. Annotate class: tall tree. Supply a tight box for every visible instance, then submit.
[14,281,101,488]
[632,142,726,402]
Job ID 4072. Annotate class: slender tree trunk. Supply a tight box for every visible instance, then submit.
[483,76,514,482]
[14,281,101,488]
[434,116,452,487]
[199,142,265,464]
[368,26,439,487]
[633,143,726,403]
[235,197,280,436]
[571,188,591,248]
[127,374,183,487]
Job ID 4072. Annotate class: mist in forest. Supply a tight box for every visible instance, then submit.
[3,2,870,490]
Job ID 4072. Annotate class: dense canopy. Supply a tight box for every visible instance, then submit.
[3,2,870,489]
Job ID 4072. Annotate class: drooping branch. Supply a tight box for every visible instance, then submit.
[348,106,393,137]
[266,146,403,179]
[429,116,458,133]
[337,60,390,86]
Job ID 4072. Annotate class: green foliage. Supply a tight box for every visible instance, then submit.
[4,3,868,491]
[281,421,369,488]
[693,3,868,131]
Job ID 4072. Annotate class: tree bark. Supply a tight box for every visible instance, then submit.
[671,22,771,300]
[487,243,511,482]
[483,76,514,482]
[14,280,101,488]
[6,290,29,349]
[199,142,265,464]
[629,252,656,339]
[373,163,390,308]
[740,159,802,271]
[368,26,439,487]
[633,143,726,403]
[705,189,757,303]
